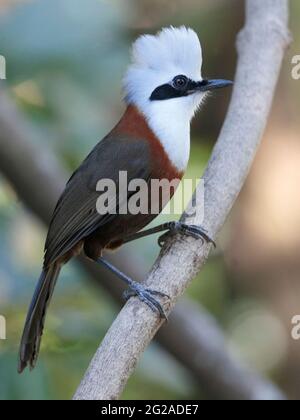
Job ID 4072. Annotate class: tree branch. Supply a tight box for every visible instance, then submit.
[73,0,291,400]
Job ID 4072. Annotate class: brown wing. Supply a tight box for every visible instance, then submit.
[44,133,151,267]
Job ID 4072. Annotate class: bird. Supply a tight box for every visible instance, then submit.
[18,26,232,373]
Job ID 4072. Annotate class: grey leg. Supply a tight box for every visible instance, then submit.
[97,257,169,319]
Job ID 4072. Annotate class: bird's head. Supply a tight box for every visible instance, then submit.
[124,26,232,124]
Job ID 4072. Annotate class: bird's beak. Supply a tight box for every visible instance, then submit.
[196,79,233,92]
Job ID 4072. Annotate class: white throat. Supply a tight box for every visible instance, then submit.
[138,97,199,172]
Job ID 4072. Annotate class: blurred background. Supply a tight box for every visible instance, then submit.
[0,0,299,400]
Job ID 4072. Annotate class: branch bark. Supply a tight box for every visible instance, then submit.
[73,0,291,400]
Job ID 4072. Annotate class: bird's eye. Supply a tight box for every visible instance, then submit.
[173,75,188,90]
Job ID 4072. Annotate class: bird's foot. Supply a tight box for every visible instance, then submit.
[158,221,216,248]
[123,283,170,320]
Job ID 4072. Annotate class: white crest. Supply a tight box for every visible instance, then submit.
[130,26,202,77]
[123,26,206,172]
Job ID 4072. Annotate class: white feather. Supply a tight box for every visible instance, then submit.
[123,26,206,172]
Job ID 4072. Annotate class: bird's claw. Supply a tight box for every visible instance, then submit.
[123,284,169,320]
[158,222,216,248]
[158,232,170,247]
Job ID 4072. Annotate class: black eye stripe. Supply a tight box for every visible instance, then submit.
[150,84,186,101]
[150,76,197,101]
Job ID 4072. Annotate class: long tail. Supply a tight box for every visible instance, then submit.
[18,263,61,373]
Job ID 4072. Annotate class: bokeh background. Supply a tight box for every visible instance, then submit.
[0,0,300,400]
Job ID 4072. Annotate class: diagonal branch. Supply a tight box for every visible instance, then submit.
[73,0,291,400]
